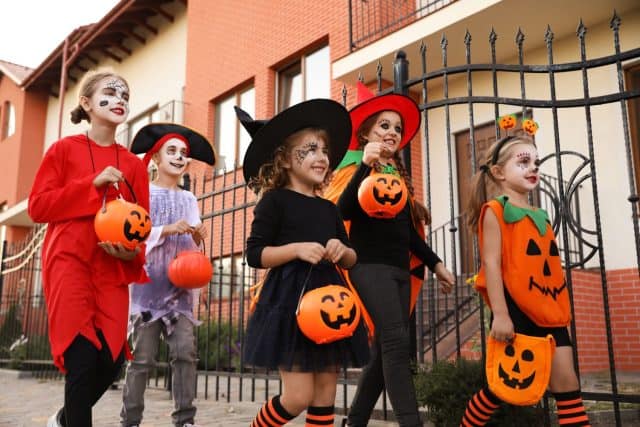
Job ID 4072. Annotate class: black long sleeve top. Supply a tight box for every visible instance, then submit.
[337,162,441,271]
[246,188,352,268]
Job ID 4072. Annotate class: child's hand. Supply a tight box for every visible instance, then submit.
[93,166,124,188]
[98,241,140,261]
[191,223,207,245]
[490,313,515,343]
[362,142,385,165]
[295,242,326,265]
[324,238,347,264]
[166,219,193,236]
[434,262,456,294]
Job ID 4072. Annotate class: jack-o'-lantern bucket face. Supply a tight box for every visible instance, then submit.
[486,333,555,406]
[296,285,361,344]
[357,173,408,219]
[94,199,151,249]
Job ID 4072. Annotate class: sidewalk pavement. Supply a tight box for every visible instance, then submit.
[0,369,399,427]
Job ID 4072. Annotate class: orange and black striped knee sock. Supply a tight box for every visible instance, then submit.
[251,395,296,427]
[554,390,590,426]
[305,405,334,426]
[460,386,501,427]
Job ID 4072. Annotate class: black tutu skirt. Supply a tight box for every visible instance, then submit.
[243,260,370,372]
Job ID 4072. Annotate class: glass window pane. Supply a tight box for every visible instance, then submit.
[238,87,255,165]
[215,96,237,170]
[278,63,302,111]
[305,46,330,100]
[6,103,16,138]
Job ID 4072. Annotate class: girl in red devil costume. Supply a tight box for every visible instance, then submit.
[29,70,150,427]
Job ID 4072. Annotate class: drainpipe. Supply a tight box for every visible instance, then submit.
[57,38,69,140]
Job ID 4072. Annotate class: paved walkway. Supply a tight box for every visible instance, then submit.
[0,369,398,427]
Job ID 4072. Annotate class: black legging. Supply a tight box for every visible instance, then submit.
[62,330,125,427]
[346,263,422,427]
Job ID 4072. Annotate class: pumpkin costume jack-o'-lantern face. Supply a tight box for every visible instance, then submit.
[357,173,408,219]
[486,333,555,406]
[525,236,566,300]
[94,199,151,249]
[296,285,361,344]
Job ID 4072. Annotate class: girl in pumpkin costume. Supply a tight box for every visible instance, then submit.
[461,135,590,426]
[28,70,150,427]
[120,124,215,427]
[327,83,455,427]
[235,99,369,427]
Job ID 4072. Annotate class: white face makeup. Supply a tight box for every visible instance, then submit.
[501,143,541,193]
[91,77,130,122]
[365,110,403,157]
[155,138,190,177]
[286,131,330,193]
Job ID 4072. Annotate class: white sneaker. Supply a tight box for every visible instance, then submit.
[46,409,63,427]
[183,423,202,427]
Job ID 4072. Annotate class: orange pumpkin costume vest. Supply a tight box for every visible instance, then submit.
[475,197,571,327]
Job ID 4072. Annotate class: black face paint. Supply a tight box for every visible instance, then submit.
[99,100,108,107]
[293,142,320,166]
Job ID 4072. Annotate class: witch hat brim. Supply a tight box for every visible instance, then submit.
[130,123,216,166]
[348,82,421,150]
[239,99,352,184]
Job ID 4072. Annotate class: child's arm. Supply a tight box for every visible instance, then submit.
[324,239,356,269]
[337,163,371,220]
[409,227,455,292]
[260,242,326,268]
[482,208,514,342]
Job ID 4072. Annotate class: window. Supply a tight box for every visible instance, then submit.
[211,255,252,297]
[277,45,330,111]
[117,100,181,147]
[214,86,255,171]
[2,101,16,139]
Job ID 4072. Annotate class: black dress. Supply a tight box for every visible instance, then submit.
[244,188,370,372]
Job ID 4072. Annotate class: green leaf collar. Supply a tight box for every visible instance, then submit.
[496,195,549,236]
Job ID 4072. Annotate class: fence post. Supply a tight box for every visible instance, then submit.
[393,50,412,173]
[0,240,7,307]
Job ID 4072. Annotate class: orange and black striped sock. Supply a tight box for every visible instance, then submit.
[250,395,295,427]
[460,387,501,427]
[305,405,334,426]
[554,390,590,426]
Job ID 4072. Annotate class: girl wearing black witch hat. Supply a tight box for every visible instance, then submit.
[236,100,369,427]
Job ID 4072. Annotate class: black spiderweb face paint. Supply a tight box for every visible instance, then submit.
[293,141,325,166]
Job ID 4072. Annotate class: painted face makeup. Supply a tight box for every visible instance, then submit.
[293,141,328,166]
[514,150,540,172]
[156,138,189,176]
[365,110,403,156]
[95,78,130,118]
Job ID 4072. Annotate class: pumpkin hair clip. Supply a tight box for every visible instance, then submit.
[521,118,539,136]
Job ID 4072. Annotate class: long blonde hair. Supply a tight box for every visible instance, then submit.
[466,135,536,232]
[70,69,129,124]
[248,128,330,198]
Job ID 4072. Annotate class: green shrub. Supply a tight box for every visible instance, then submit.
[196,319,241,371]
[414,358,543,426]
[0,304,23,358]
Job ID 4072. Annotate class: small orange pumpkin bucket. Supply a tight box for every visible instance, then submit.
[168,248,213,289]
[486,333,555,406]
[94,178,151,249]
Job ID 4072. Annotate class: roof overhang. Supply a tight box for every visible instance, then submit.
[21,0,184,95]
[0,199,34,227]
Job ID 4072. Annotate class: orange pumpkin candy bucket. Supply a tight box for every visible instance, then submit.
[94,179,151,250]
[357,172,408,219]
[168,248,213,289]
[296,284,362,345]
[486,333,556,406]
